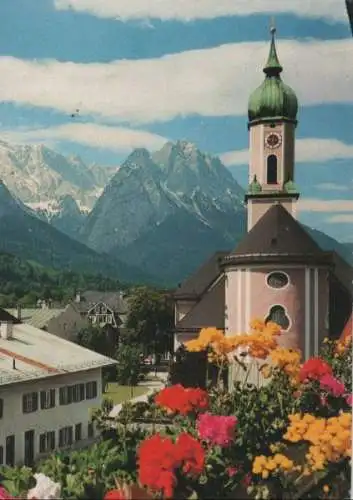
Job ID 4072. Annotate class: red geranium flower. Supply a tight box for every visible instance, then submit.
[138,432,205,498]
[155,384,209,415]
[299,357,332,382]
[175,432,205,476]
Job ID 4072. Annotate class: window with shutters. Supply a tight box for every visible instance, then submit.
[59,387,69,405]
[40,389,55,410]
[59,426,73,447]
[39,431,55,453]
[72,383,85,403]
[22,392,38,413]
[266,305,290,331]
[75,423,82,442]
[85,381,98,400]
[0,398,3,419]
[0,446,3,465]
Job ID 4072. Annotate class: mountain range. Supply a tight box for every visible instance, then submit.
[79,141,247,282]
[0,180,152,284]
[0,139,115,209]
[0,138,351,286]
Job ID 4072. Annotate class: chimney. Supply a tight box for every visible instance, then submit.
[17,304,22,321]
[75,291,81,303]
[41,300,47,309]
[0,321,13,340]
[12,358,16,370]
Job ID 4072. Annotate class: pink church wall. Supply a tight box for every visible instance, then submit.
[225,266,329,359]
[250,268,305,353]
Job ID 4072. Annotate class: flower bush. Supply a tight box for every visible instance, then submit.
[1,322,351,499]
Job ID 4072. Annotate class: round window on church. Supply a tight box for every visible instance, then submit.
[267,271,289,289]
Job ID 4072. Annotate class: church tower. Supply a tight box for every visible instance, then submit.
[246,26,299,231]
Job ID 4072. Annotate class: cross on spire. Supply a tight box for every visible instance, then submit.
[263,18,283,77]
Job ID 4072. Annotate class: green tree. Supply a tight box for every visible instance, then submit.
[115,342,142,386]
[126,286,174,356]
[76,325,115,357]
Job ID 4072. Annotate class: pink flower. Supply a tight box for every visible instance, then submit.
[346,394,352,407]
[242,473,252,487]
[0,487,15,499]
[197,413,237,447]
[227,467,238,477]
[320,395,328,406]
[319,374,346,397]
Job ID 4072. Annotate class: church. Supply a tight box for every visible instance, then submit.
[173,28,352,359]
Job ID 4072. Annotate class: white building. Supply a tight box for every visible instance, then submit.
[0,310,116,466]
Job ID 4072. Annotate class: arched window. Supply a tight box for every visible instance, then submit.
[267,155,278,184]
[266,305,290,330]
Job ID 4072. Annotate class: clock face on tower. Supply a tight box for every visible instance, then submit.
[265,132,282,149]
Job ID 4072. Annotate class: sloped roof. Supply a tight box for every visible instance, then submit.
[176,276,225,331]
[174,251,228,299]
[6,308,65,329]
[0,308,20,324]
[74,290,128,313]
[224,204,330,266]
[0,320,116,387]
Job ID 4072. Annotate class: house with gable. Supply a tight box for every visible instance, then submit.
[72,290,129,343]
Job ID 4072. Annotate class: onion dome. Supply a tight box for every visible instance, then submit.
[284,179,299,194]
[248,175,262,194]
[248,27,298,124]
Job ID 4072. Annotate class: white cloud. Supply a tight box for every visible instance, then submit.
[0,38,352,124]
[220,138,353,166]
[316,183,351,191]
[0,123,167,152]
[54,0,347,23]
[298,199,353,213]
[326,214,353,223]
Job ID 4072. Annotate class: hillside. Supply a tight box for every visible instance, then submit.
[0,181,153,285]
[0,252,128,307]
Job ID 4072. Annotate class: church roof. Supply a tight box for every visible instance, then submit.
[248,27,298,124]
[174,251,229,299]
[175,276,225,331]
[223,204,331,267]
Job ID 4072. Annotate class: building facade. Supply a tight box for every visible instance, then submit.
[0,311,116,466]
[173,28,352,357]
[73,290,128,331]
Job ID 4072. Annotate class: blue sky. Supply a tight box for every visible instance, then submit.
[0,0,352,242]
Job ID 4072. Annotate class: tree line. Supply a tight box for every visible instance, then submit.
[0,252,127,307]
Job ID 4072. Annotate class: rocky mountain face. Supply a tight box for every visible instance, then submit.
[30,195,87,240]
[0,139,115,209]
[0,180,151,284]
[80,141,246,283]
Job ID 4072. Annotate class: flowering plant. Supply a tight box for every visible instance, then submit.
[155,385,209,416]
[137,432,205,498]
[1,321,351,500]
